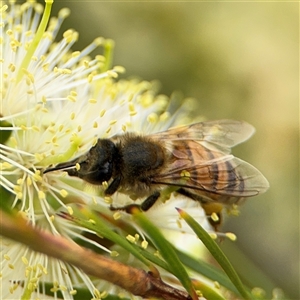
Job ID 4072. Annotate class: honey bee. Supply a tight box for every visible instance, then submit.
[44,120,269,225]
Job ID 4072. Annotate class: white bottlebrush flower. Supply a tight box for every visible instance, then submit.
[0,1,213,299]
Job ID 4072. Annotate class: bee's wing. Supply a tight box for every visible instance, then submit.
[149,121,269,203]
[150,119,255,154]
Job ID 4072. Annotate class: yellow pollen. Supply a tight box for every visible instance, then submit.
[67,206,73,215]
[38,191,46,200]
[72,51,80,57]
[176,219,182,229]
[226,232,237,241]
[107,70,118,78]
[122,125,127,132]
[88,219,96,225]
[128,103,135,112]
[93,121,98,128]
[8,263,14,269]
[71,90,77,96]
[0,5,8,12]
[60,189,68,198]
[196,290,203,297]
[160,111,170,122]
[58,7,71,18]
[100,291,108,298]
[30,277,38,284]
[17,178,24,185]
[8,63,15,72]
[32,125,40,132]
[89,98,97,104]
[70,290,77,295]
[4,254,10,261]
[13,185,22,193]
[0,162,12,170]
[94,289,101,299]
[209,233,218,240]
[70,112,75,120]
[113,212,121,220]
[211,212,219,222]
[26,177,32,186]
[42,62,49,71]
[12,282,19,291]
[77,125,82,132]
[180,170,190,178]
[63,29,76,43]
[113,65,126,73]
[141,240,148,249]
[60,285,68,291]
[110,251,119,257]
[147,113,158,123]
[104,196,112,204]
[87,73,94,83]
[129,111,137,116]
[126,235,136,243]
[22,256,29,265]
[109,120,117,125]
[67,95,76,102]
[102,181,108,188]
[75,163,80,170]
[25,268,30,278]
[84,60,89,68]
[106,127,111,134]
[93,37,105,46]
[58,124,64,132]
[99,109,106,117]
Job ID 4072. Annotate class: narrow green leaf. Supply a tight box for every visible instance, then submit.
[0,188,14,213]
[0,119,12,144]
[177,208,253,300]
[133,209,198,300]
[69,205,153,270]
[176,249,240,295]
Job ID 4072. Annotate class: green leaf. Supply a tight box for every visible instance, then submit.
[69,205,154,271]
[177,208,253,300]
[176,249,240,295]
[0,187,14,213]
[132,209,198,300]
[0,119,12,144]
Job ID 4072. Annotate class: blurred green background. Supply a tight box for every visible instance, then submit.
[47,1,298,299]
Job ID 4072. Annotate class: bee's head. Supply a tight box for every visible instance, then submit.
[44,139,118,185]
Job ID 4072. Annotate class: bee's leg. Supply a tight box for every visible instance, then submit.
[110,191,160,213]
[177,188,222,230]
[105,176,121,195]
[140,191,160,211]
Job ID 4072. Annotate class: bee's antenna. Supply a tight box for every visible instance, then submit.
[43,162,77,174]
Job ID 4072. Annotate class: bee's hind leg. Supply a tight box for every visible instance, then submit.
[110,191,160,213]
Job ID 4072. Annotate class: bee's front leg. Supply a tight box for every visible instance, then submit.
[110,191,160,213]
